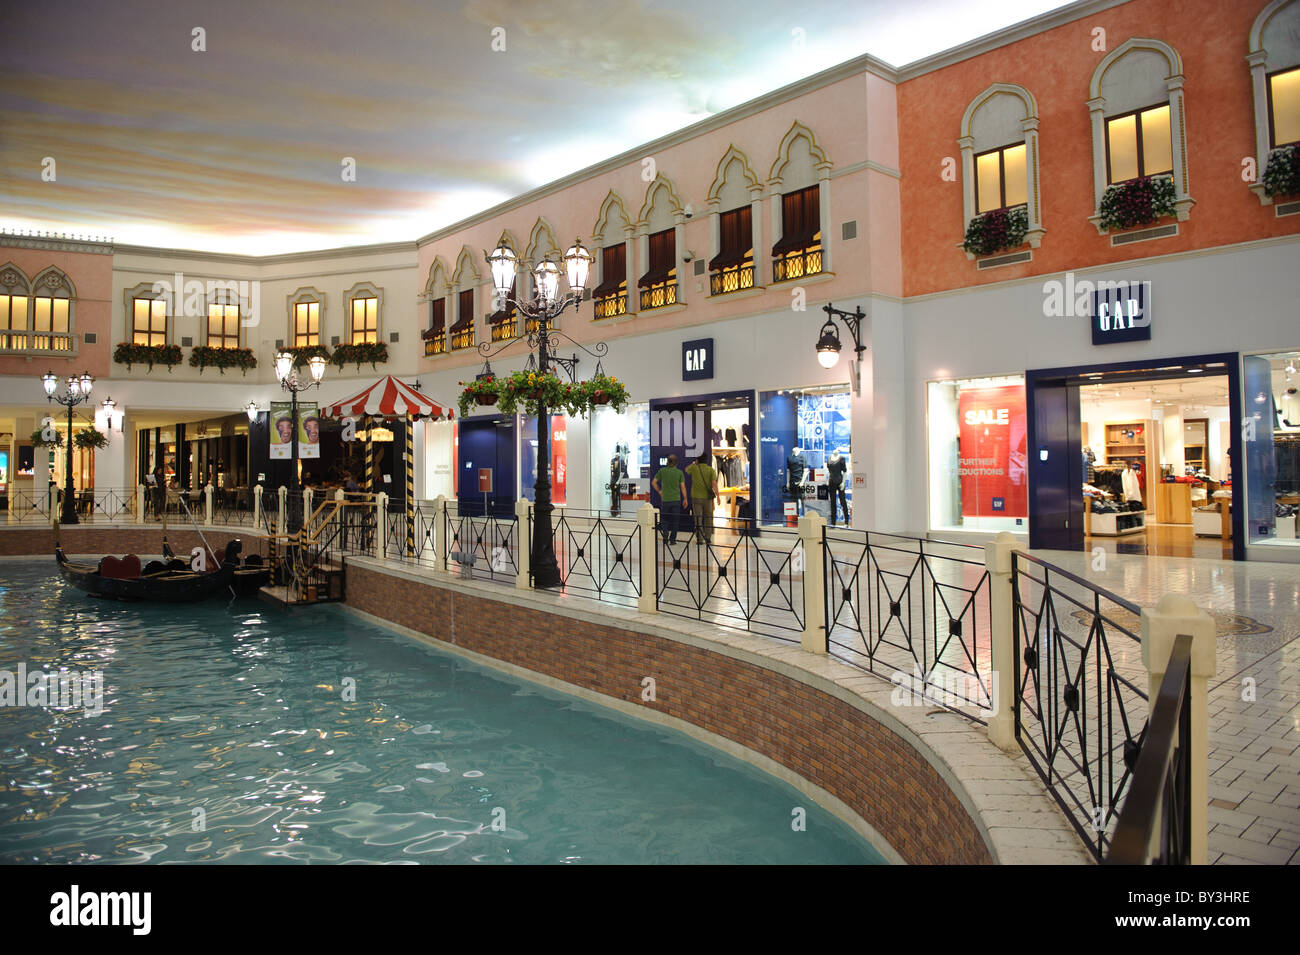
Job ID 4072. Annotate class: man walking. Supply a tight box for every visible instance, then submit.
[652,454,685,544]
[685,452,719,543]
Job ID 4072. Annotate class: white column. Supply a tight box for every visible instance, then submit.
[798,512,826,653]
[376,492,388,557]
[303,486,314,527]
[204,483,213,526]
[253,484,263,527]
[637,502,658,614]
[958,134,976,233]
[750,188,765,286]
[277,485,287,533]
[514,497,531,590]
[1139,593,1216,865]
[817,172,832,273]
[1248,50,1273,204]
[1087,97,1108,222]
[434,495,448,569]
[984,531,1021,750]
[623,232,637,315]
[137,484,146,524]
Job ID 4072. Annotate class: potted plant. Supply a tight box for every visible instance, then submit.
[74,427,109,450]
[962,206,1029,257]
[32,427,63,448]
[498,370,568,418]
[189,345,258,375]
[1097,174,1177,232]
[458,377,500,418]
[113,342,184,372]
[1262,144,1300,199]
[582,373,631,413]
[329,341,389,371]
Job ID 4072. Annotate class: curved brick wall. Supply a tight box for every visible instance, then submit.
[0,525,259,559]
[345,561,994,865]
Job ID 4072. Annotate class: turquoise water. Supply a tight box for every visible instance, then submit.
[0,564,885,864]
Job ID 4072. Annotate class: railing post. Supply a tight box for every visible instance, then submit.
[797,513,827,653]
[376,492,388,557]
[253,484,263,527]
[434,496,448,569]
[137,484,146,524]
[204,483,214,526]
[277,486,287,533]
[1139,594,1216,865]
[514,498,532,589]
[637,503,658,614]
[303,487,314,527]
[984,531,1022,751]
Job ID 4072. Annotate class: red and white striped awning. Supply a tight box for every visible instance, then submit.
[322,375,452,419]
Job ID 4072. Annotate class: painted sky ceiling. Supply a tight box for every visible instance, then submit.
[0,0,1073,255]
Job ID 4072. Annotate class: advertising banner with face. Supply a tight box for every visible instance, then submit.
[269,401,320,459]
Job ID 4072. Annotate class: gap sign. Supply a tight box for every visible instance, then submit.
[1091,280,1152,345]
[682,338,714,380]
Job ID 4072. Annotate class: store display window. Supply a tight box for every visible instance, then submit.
[648,391,753,530]
[759,386,851,526]
[928,375,1027,533]
[1244,350,1300,549]
[589,402,649,516]
[520,414,567,506]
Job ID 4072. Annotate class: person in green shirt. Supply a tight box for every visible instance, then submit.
[685,452,719,543]
[652,455,685,543]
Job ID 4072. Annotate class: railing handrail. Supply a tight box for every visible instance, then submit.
[1105,633,1194,865]
[1012,550,1143,617]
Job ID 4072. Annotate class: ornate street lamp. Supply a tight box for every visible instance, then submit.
[40,369,94,525]
[480,237,598,588]
[815,303,867,369]
[245,401,258,423]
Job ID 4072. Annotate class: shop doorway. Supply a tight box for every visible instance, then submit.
[1026,354,1243,560]
[648,390,754,530]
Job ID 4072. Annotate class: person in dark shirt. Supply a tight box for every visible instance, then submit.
[827,452,848,526]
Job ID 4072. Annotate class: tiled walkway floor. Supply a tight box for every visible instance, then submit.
[1034,548,1300,865]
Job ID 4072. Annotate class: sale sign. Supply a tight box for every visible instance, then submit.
[957,385,1027,518]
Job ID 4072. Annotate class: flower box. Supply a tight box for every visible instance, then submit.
[113,342,184,372]
[189,345,258,375]
[1262,144,1300,199]
[962,206,1028,257]
[1097,175,1176,232]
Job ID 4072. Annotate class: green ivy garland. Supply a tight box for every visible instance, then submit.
[189,345,258,375]
[113,342,184,372]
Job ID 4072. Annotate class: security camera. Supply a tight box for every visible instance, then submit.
[683,203,694,218]
[682,250,695,262]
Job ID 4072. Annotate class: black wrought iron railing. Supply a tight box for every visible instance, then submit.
[533,507,641,606]
[1106,633,1193,865]
[638,280,677,311]
[424,334,445,356]
[593,289,627,320]
[655,515,802,640]
[824,528,993,719]
[772,243,822,283]
[1011,551,1149,862]
[210,489,255,527]
[445,508,518,583]
[449,325,475,351]
[709,259,755,295]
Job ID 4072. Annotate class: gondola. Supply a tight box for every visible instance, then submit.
[55,540,243,603]
[160,539,271,597]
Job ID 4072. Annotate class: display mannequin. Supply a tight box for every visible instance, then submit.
[826,450,848,525]
[787,446,806,515]
[609,450,624,515]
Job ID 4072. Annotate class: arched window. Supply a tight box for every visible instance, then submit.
[449,247,479,351]
[287,287,324,348]
[636,173,683,311]
[591,191,633,320]
[707,145,761,294]
[1248,0,1300,204]
[422,258,450,356]
[1087,38,1194,231]
[959,84,1043,254]
[343,281,383,345]
[768,122,832,281]
[0,264,32,352]
[29,268,76,352]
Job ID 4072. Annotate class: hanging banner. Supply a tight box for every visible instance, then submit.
[269,401,320,459]
[957,385,1027,518]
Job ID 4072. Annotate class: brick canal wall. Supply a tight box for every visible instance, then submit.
[345,560,994,865]
[0,524,262,558]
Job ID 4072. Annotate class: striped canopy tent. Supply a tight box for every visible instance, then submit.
[322,376,452,557]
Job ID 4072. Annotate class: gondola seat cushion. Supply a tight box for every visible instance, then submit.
[100,555,142,580]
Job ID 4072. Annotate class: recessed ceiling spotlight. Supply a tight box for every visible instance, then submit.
[1187,368,1203,374]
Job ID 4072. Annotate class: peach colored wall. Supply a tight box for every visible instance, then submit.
[0,246,113,378]
[417,70,900,373]
[898,0,1300,297]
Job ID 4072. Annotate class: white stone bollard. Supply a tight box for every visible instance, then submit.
[984,531,1022,751]
[637,503,658,615]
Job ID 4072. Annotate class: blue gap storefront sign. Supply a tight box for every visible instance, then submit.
[682,338,714,381]
[1091,280,1151,345]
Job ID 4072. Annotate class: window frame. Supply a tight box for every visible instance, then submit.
[1103,102,1174,186]
[349,295,379,345]
[206,301,241,349]
[132,296,169,347]
[292,300,321,348]
[973,141,1028,214]
[1267,65,1300,149]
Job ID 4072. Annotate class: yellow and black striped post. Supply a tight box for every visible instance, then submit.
[365,416,374,492]
[405,417,415,557]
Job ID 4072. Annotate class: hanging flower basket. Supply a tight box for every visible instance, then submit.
[475,392,498,406]
[580,373,630,414]
[499,371,569,418]
[962,205,1029,257]
[31,428,63,449]
[74,426,109,450]
[1097,174,1177,232]
[458,376,500,418]
[591,390,611,406]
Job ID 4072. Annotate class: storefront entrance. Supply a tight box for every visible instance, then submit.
[1025,354,1244,560]
[648,390,754,530]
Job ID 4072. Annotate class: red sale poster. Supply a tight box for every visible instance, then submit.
[957,385,1027,518]
[551,418,567,505]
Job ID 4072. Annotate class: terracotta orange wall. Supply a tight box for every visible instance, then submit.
[0,245,113,378]
[899,0,1300,297]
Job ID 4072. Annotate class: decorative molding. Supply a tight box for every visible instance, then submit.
[768,121,832,185]
[524,217,561,265]
[422,256,450,299]
[0,232,112,255]
[636,173,684,228]
[591,189,632,241]
[452,245,480,286]
[707,144,761,204]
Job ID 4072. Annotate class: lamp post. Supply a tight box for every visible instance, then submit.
[483,238,593,588]
[273,352,325,528]
[41,369,94,525]
[815,302,868,369]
